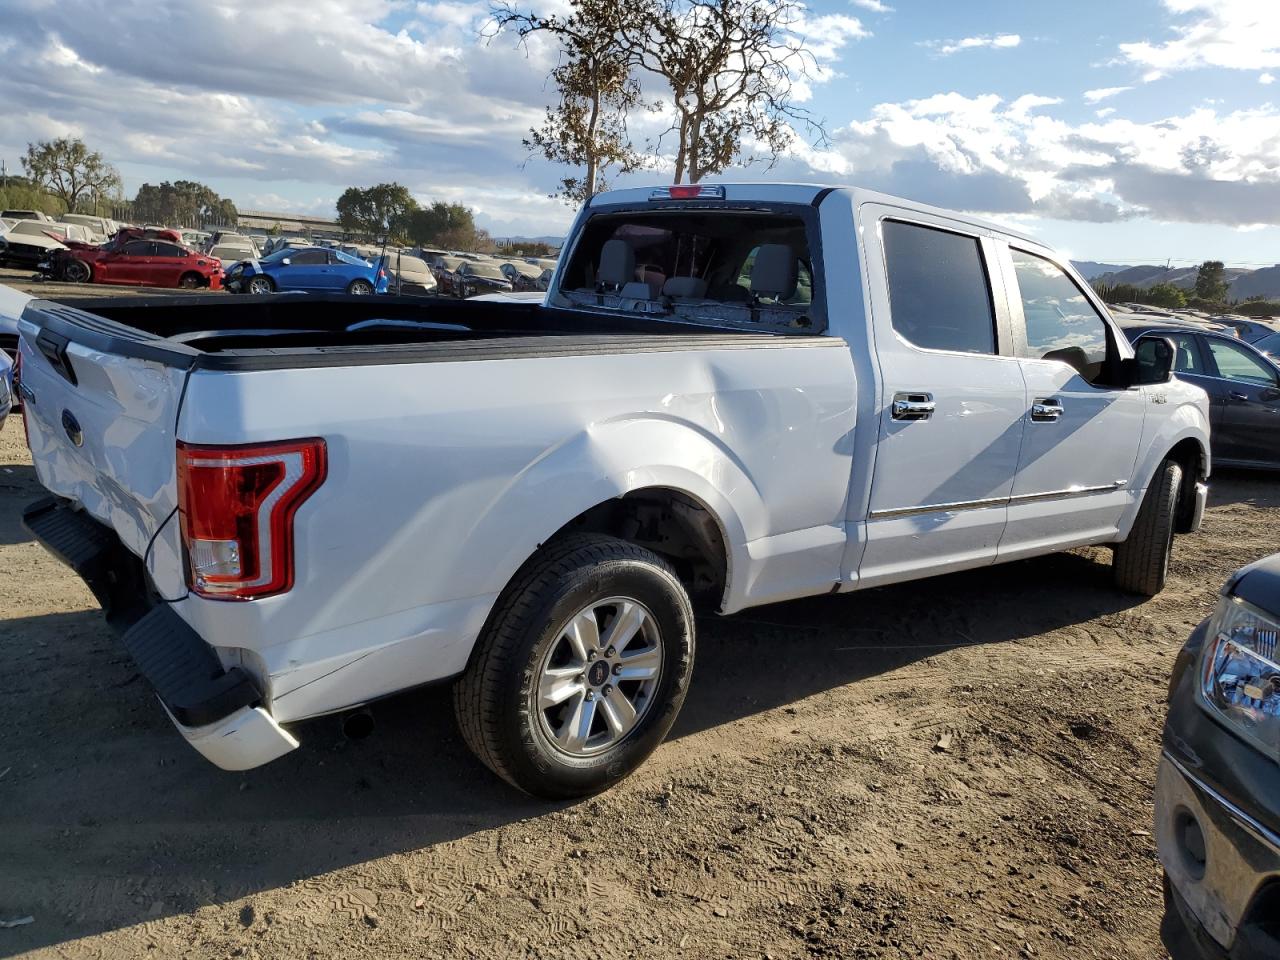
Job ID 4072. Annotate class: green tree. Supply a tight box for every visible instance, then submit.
[406,201,488,249]
[22,138,121,213]
[1193,260,1229,303]
[1144,282,1187,309]
[336,183,417,242]
[131,180,238,227]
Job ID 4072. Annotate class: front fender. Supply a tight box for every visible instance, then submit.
[1119,389,1210,539]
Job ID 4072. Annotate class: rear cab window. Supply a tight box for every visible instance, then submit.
[554,205,823,332]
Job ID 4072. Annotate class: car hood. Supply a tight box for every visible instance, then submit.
[1226,552,1280,613]
[1,232,67,251]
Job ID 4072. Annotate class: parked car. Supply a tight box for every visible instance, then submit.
[454,260,512,298]
[431,255,467,296]
[15,183,1208,798]
[1248,330,1280,361]
[223,246,388,295]
[60,214,113,244]
[49,238,222,289]
[0,348,11,431]
[202,232,258,258]
[0,219,68,268]
[0,283,34,368]
[43,226,187,280]
[382,251,437,296]
[0,209,51,222]
[499,260,543,292]
[1158,553,1280,959]
[1122,317,1280,470]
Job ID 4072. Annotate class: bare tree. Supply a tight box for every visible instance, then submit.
[491,0,649,202]
[22,138,121,213]
[624,0,824,183]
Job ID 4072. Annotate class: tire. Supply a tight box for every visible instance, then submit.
[246,275,275,295]
[178,272,203,290]
[454,534,696,799]
[1114,458,1182,596]
[64,259,91,283]
[347,279,374,295]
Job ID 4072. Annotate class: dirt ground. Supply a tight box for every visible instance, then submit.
[0,413,1276,959]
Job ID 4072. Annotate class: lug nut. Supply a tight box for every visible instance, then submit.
[602,685,612,697]
[577,673,585,683]
[587,650,597,661]
[606,647,616,658]
[613,664,622,676]
[585,691,595,701]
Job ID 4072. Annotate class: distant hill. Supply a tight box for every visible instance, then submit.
[1072,261,1137,280]
[1081,262,1280,300]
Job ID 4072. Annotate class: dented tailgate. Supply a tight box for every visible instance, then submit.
[17,304,189,598]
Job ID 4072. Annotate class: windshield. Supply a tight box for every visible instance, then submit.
[557,208,819,332]
[1254,331,1280,355]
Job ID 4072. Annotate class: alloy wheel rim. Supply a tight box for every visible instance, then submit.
[534,597,664,758]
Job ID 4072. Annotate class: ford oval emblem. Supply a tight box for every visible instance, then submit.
[61,409,84,447]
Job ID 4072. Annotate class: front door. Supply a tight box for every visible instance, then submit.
[997,245,1145,558]
[1203,336,1280,468]
[855,208,1027,588]
[282,249,331,289]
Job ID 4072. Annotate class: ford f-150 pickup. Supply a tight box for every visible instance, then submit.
[15,183,1211,798]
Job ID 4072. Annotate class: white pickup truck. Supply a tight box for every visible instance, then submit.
[16,183,1210,798]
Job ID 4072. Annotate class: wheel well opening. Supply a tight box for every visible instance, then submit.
[1167,438,1204,533]
[551,489,729,610]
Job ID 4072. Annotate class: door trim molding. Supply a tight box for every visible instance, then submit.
[868,481,1125,520]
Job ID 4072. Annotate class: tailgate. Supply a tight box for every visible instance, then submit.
[18,306,189,596]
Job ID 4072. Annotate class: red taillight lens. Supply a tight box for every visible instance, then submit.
[176,438,327,600]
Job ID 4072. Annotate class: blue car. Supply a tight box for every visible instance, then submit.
[224,246,388,296]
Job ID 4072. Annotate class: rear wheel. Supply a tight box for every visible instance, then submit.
[347,279,374,295]
[63,259,91,283]
[454,534,696,799]
[246,275,274,295]
[178,271,203,289]
[1114,458,1182,596]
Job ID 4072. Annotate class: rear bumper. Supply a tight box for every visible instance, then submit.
[21,496,298,770]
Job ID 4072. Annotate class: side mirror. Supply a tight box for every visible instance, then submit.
[281,257,291,266]
[1132,336,1175,386]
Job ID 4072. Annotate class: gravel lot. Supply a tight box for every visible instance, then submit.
[0,333,1275,958]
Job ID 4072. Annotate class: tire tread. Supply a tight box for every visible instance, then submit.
[1114,459,1182,596]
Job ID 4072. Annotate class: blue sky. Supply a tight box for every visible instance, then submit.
[0,0,1277,265]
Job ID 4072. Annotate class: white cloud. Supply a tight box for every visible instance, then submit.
[1262,73,1276,85]
[929,33,1021,57]
[813,91,1280,226]
[1083,86,1131,103]
[849,0,892,11]
[1119,1,1280,80]
[1095,107,1117,118]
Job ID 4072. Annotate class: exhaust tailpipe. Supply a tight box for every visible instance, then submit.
[341,708,375,741]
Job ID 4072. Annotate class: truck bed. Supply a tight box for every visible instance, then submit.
[28,293,803,372]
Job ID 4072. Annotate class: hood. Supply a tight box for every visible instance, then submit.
[1,232,67,251]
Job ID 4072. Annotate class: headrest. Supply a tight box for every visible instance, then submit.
[619,280,659,300]
[598,239,635,287]
[662,276,709,299]
[750,244,797,299]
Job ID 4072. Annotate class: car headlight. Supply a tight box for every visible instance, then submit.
[1200,595,1280,760]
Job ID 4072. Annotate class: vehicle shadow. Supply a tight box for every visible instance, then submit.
[0,549,1141,953]
[1206,467,1280,510]
[0,461,39,545]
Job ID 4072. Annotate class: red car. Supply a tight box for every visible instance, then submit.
[50,234,222,290]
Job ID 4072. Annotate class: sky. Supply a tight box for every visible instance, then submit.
[0,0,1278,265]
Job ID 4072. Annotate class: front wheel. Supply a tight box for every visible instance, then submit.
[246,275,275,295]
[63,259,92,283]
[1113,458,1182,596]
[347,279,374,295]
[454,534,695,799]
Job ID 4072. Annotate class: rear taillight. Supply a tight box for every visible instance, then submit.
[176,438,327,600]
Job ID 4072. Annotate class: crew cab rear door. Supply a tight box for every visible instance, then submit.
[855,204,1027,588]
[16,304,188,597]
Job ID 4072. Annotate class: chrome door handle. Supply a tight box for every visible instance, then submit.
[892,392,935,421]
[1229,390,1249,401]
[1031,398,1064,422]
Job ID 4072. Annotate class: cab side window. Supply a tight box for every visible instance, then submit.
[1207,339,1278,386]
[291,250,327,265]
[1010,250,1109,382]
[882,220,996,355]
